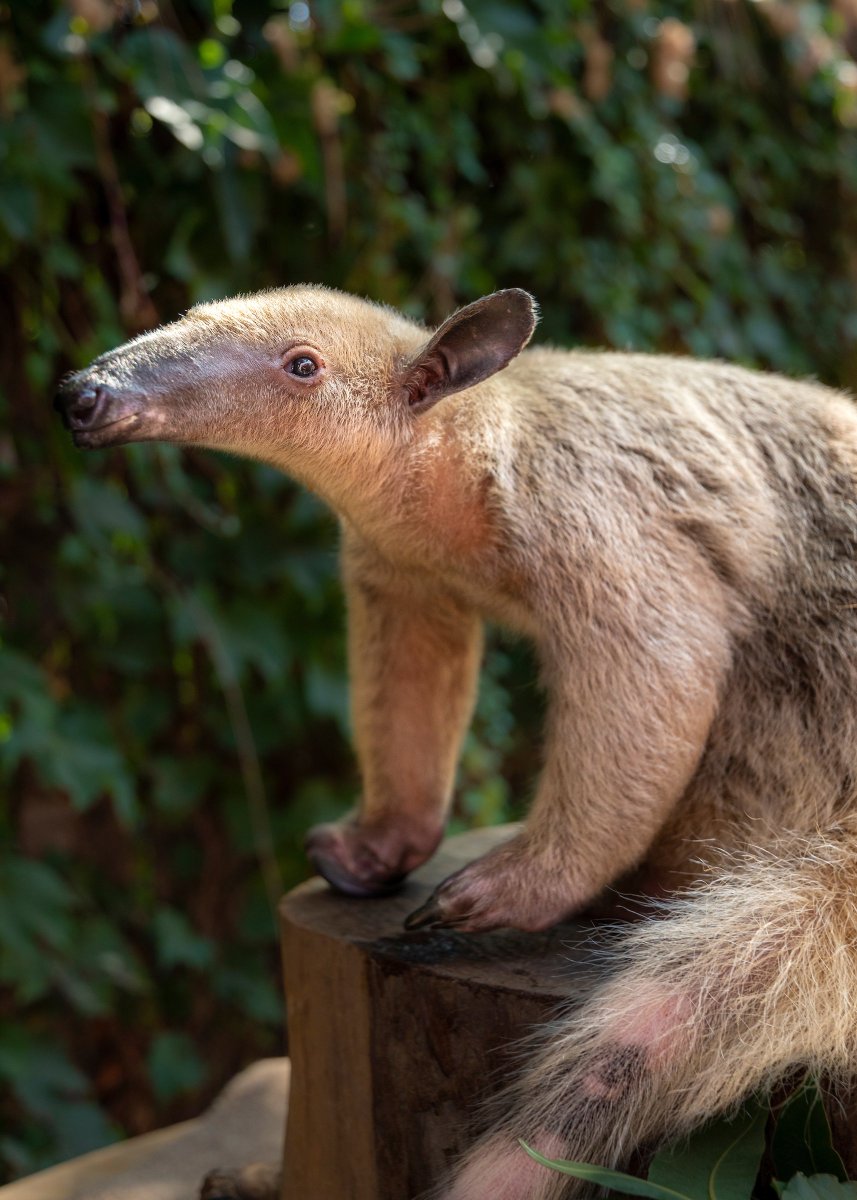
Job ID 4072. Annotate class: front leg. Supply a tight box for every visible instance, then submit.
[306,536,483,896]
[407,577,733,932]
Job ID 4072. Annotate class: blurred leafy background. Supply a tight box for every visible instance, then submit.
[1,0,856,1181]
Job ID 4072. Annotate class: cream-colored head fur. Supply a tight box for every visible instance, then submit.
[56,285,537,515]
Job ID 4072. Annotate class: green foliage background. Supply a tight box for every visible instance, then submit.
[1,0,856,1180]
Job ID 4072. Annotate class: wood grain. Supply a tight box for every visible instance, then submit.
[279,825,598,1199]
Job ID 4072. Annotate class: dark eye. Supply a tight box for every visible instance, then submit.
[288,355,319,378]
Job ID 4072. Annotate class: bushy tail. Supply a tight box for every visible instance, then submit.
[438,819,857,1200]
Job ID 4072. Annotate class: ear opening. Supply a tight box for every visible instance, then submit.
[402,289,538,412]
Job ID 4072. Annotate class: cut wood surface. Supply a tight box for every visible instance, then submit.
[279,824,598,1200]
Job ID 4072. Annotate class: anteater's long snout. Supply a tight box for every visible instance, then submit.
[54,376,145,449]
[54,379,108,428]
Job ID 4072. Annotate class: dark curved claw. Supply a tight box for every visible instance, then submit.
[404,892,447,930]
[308,848,406,898]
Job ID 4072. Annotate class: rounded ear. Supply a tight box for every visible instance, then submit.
[401,289,538,412]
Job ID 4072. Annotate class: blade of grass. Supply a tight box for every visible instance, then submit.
[519,1141,693,1200]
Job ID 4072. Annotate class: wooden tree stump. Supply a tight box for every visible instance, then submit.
[279,825,596,1200]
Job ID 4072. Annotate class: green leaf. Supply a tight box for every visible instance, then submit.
[304,662,349,734]
[147,1032,205,1101]
[0,646,56,729]
[0,858,76,913]
[779,1176,857,1200]
[121,27,206,103]
[52,1102,118,1162]
[74,915,148,995]
[19,718,139,827]
[648,1099,768,1200]
[519,1142,692,1200]
[521,1100,768,1200]
[0,860,76,1001]
[772,1082,848,1183]
[150,756,210,819]
[0,1028,87,1114]
[0,1029,117,1159]
[152,908,215,971]
[213,162,260,262]
[0,181,39,240]
[69,476,146,544]
[214,965,282,1025]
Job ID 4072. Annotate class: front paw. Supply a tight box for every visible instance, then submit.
[305,814,442,898]
[405,835,580,933]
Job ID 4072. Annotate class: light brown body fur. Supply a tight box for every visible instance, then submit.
[55,287,857,1198]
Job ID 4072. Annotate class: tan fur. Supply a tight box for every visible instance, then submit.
[56,286,857,1198]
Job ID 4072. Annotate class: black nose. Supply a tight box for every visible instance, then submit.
[53,381,110,430]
